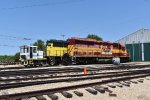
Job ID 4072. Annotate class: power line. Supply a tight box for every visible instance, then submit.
[0,34,31,41]
[0,45,19,47]
[1,0,86,10]
[0,33,64,41]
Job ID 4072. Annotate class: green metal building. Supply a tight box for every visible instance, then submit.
[116,28,150,62]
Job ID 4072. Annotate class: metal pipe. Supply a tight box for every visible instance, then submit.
[132,41,135,62]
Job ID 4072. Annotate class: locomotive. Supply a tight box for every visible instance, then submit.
[20,38,129,67]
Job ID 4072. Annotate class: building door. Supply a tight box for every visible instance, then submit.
[126,43,142,62]
[144,43,150,61]
[133,43,142,61]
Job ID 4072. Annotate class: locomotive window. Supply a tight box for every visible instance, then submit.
[24,48,29,53]
[47,40,68,47]
[22,48,26,53]
[20,46,29,53]
[49,44,52,47]
[47,43,53,47]
[20,49,24,53]
[27,48,29,52]
[25,48,27,53]
[33,47,37,53]
[53,42,68,47]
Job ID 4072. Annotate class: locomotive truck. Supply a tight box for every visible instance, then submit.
[20,38,129,67]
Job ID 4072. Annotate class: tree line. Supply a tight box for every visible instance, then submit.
[0,52,20,62]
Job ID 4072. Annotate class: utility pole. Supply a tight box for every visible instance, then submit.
[61,34,65,40]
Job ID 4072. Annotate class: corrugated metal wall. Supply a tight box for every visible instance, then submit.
[144,43,150,61]
[134,43,142,61]
[126,43,150,61]
[126,44,133,61]
[126,43,142,62]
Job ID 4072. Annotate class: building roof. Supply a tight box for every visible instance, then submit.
[116,28,150,44]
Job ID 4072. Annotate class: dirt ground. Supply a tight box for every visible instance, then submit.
[28,77,150,100]
[50,77,150,100]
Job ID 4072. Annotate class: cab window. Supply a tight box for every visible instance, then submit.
[33,47,37,53]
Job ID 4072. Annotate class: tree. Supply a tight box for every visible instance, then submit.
[33,40,45,51]
[87,34,103,41]
[14,52,20,62]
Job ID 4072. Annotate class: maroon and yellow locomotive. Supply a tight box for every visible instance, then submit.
[46,38,129,65]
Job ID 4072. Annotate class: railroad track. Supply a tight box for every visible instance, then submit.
[0,69,150,100]
[0,73,149,100]
[0,64,150,76]
[0,64,150,100]
[0,63,149,71]
[0,65,150,84]
[0,68,149,84]
[0,70,136,83]
[0,70,143,89]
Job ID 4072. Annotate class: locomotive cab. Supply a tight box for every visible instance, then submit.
[46,40,68,65]
[20,45,47,67]
[20,45,38,61]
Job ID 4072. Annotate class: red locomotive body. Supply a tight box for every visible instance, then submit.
[67,38,129,64]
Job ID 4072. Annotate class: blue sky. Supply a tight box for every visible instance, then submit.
[0,0,150,55]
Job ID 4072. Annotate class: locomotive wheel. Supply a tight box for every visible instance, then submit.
[48,57,56,66]
[84,60,88,65]
[62,53,72,65]
[50,58,55,66]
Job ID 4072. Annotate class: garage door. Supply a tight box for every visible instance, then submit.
[144,43,150,61]
[126,43,142,62]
